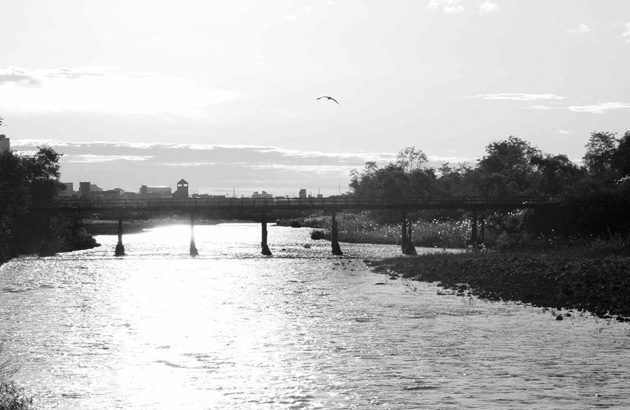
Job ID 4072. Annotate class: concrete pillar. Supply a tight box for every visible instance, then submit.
[190,213,199,257]
[115,217,125,256]
[404,218,418,255]
[261,212,272,256]
[331,211,343,256]
[470,210,478,245]
[401,212,408,253]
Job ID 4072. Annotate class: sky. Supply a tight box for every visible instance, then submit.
[1,0,630,197]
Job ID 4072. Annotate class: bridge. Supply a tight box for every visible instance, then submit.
[35,196,560,257]
[40,195,558,212]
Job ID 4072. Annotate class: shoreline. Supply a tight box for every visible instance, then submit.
[366,252,630,321]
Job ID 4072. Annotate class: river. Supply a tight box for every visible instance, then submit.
[1,223,629,409]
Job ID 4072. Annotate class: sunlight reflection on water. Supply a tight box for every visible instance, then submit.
[1,224,629,409]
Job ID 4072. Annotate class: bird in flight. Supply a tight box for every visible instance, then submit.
[316,96,339,105]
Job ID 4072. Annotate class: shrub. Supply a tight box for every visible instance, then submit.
[0,382,34,410]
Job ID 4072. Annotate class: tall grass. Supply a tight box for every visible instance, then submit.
[279,211,474,248]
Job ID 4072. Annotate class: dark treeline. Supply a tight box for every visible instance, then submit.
[0,146,98,265]
[348,132,630,238]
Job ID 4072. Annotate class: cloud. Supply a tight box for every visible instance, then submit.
[568,24,591,35]
[68,154,153,163]
[0,67,41,86]
[577,24,591,33]
[526,105,558,110]
[567,102,630,114]
[468,93,566,101]
[624,22,630,42]
[427,155,477,164]
[0,67,242,118]
[282,5,314,21]
[478,1,498,15]
[251,164,355,175]
[556,129,570,135]
[427,0,465,14]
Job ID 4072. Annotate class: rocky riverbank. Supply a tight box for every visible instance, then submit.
[366,252,630,321]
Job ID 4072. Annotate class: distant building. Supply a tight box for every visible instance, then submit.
[60,182,74,197]
[252,190,273,199]
[192,193,227,199]
[121,191,141,200]
[299,189,307,199]
[92,188,122,200]
[139,185,172,198]
[173,179,189,199]
[0,135,9,153]
[79,182,92,198]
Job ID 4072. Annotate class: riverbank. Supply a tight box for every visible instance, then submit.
[367,250,630,321]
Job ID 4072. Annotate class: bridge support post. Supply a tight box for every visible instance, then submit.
[190,213,199,257]
[401,212,408,253]
[405,218,417,255]
[115,217,125,256]
[331,211,343,256]
[470,210,478,246]
[401,212,417,255]
[261,212,272,256]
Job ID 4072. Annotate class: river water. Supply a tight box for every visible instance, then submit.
[1,223,629,409]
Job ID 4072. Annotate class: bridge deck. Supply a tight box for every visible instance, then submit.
[36,196,560,213]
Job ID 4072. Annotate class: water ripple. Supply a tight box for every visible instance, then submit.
[1,224,629,409]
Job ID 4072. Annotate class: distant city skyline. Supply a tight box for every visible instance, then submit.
[2,1,630,195]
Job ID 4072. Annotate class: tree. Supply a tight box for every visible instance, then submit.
[612,131,630,181]
[530,153,583,195]
[436,162,474,196]
[0,147,64,261]
[396,146,428,174]
[474,136,541,196]
[349,147,436,199]
[23,147,63,204]
[582,131,618,183]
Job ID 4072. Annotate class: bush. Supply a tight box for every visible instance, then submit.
[0,382,34,410]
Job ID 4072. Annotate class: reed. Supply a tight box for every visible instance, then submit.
[278,211,474,248]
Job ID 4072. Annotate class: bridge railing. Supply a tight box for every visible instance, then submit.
[37,195,560,212]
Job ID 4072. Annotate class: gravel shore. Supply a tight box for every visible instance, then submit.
[367,252,630,321]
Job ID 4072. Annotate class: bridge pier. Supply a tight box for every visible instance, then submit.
[331,211,343,256]
[261,212,272,256]
[470,210,478,246]
[401,212,417,255]
[190,213,199,257]
[115,217,125,256]
[401,213,408,253]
